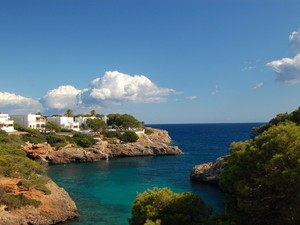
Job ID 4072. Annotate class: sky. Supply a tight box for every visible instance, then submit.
[1,0,300,124]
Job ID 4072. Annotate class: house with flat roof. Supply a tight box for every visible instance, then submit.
[47,116,80,132]
[0,113,15,133]
[10,114,46,130]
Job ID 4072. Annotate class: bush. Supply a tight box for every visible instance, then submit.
[0,186,41,210]
[21,133,46,144]
[17,176,51,195]
[129,187,212,225]
[145,128,154,135]
[46,135,67,148]
[120,131,139,143]
[102,131,122,139]
[72,133,96,148]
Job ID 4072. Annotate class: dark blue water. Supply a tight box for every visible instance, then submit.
[47,123,262,225]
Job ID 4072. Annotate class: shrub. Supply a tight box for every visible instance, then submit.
[120,131,139,143]
[21,133,46,144]
[129,187,212,225]
[72,133,96,148]
[102,131,122,139]
[145,128,154,135]
[46,135,67,148]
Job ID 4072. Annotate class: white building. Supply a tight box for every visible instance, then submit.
[75,116,96,128]
[0,113,15,133]
[47,116,80,132]
[75,115,108,128]
[10,114,46,130]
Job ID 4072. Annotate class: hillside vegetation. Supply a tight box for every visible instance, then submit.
[0,130,49,209]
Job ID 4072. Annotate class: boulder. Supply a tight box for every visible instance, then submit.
[0,176,79,225]
[190,157,224,185]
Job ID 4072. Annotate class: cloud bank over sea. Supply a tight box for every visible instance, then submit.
[0,71,176,114]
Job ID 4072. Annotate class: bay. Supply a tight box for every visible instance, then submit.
[47,123,262,225]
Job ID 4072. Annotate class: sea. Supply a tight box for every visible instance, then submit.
[47,123,262,225]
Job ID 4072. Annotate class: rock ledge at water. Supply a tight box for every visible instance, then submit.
[23,128,182,165]
[0,176,79,225]
[190,157,225,185]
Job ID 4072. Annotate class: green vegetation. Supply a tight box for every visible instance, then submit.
[145,128,154,135]
[86,118,107,132]
[0,130,49,209]
[254,107,300,134]
[45,121,61,133]
[46,135,68,148]
[220,122,300,225]
[129,107,300,225]
[120,131,139,143]
[129,187,212,225]
[0,187,41,210]
[72,133,96,148]
[64,109,74,117]
[101,130,139,143]
[107,113,143,129]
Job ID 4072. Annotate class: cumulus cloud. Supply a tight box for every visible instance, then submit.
[0,71,176,114]
[267,54,300,84]
[254,82,264,89]
[80,71,175,106]
[289,29,300,51]
[41,85,81,110]
[267,29,300,84]
[0,92,42,114]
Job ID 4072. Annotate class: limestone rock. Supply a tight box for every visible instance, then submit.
[23,128,182,165]
[0,176,79,225]
[190,157,224,185]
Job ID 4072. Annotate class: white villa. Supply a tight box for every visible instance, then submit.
[47,116,80,132]
[75,116,96,128]
[10,114,46,130]
[0,113,15,133]
[75,115,108,128]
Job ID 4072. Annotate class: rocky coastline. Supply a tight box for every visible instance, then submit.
[0,128,180,225]
[190,157,224,185]
[0,176,79,225]
[23,128,182,165]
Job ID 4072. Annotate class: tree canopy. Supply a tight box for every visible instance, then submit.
[107,114,143,129]
[86,118,107,132]
[129,187,212,225]
[220,122,300,225]
[64,109,74,117]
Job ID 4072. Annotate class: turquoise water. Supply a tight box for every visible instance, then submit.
[47,123,262,225]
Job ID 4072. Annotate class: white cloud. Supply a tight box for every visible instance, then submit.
[0,71,176,114]
[41,85,81,110]
[242,66,256,71]
[80,71,175,106]
[289,29,300,51]
[254,82,264,89]
[211,85,219,95]
[186,96,197,100]
[266,54,300,84]
[0,92,42,114]
[267,29,300,84]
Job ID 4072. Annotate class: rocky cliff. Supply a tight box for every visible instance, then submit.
[190,157,224,185]
[23,128,182,165]
[0,176,79,225]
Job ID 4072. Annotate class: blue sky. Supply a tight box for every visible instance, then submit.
[1,0,300,123]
